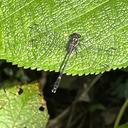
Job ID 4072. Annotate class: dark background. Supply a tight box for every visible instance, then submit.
[1,60,128,128]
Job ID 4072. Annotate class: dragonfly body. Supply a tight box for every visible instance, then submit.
[52,33,81,93]
[67,33,81,53]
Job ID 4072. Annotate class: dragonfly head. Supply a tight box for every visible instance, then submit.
[70,33,81,41]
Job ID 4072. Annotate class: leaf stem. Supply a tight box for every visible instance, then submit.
[114,99,128,128]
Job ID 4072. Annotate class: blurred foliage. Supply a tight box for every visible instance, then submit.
[112,79,128,99]
[0,61,128,127]
[0,82,48,128]
[0,61,48,128]
[118,124,128,128]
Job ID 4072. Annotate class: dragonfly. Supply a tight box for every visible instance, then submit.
[52,33,81,93]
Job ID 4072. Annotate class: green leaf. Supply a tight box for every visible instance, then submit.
[118,124,128,128]
[0,83,48,128]
[1,0,128,75]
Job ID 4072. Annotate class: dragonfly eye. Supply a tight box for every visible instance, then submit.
[73,37,78,42]
[72,33,81,40]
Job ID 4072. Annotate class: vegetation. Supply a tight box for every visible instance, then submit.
[0,0,128,128]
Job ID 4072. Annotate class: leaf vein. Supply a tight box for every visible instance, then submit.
[1,0,35,22]
[54,0,110,30]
